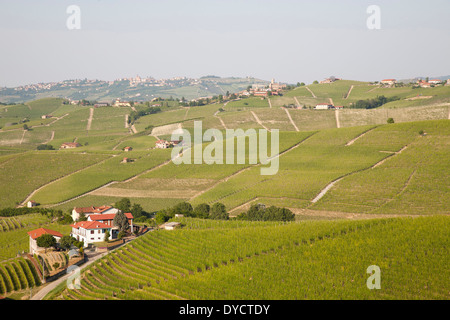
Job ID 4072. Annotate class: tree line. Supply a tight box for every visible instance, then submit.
[350,95,400,109]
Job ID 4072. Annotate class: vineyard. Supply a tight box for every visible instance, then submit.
[0,257,42,295]
[52,216,449,300]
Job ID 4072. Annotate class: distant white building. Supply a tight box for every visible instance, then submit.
[314,103,334,110]
[155,139,170,149]
[161,222,181,230]
[27,200,37,208]
[429,79,442,85]
[380,79,396,86]
[113,99,131,107]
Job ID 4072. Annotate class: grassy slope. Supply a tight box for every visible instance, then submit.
[55,216,450,300]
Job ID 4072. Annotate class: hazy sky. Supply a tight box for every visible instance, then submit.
[1,0,449,87]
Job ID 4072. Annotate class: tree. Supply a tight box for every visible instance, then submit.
[210,203,228,220]
[313,80,319,85]
[113,210,129,233]
[387,118,395,124]
[36,234,56,252]
[115,198,131,213]
[53,262,60,270]
[173,202,193,217]
[78,212,88,222]
[23,124,29,131]
[37,144,55,150]
[60,235,76,250]
[104,230,110,242]
[131,203,144,219]
[194,203,210,219]
[154,210,170,225]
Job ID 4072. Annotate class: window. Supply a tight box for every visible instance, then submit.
[90,230,94,234]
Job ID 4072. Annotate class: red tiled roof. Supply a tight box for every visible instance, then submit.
[74,205,112,214]
[27,228,63,240]
[70,221,112,230]
[89,212,133,221]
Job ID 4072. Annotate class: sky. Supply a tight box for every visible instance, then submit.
[0,0,449,87]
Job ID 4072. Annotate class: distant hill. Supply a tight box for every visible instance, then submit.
[399,75,450,83]
[0,76,271,104]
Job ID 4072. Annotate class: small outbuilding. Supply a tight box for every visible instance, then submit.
[161,222,181,230]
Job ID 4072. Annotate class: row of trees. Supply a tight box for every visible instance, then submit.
[350,95,400,109]
[128,106,161,124]
[236,204,295,222]
[155,201,229,224]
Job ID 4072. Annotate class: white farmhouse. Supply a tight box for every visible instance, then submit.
[71,205,119,222]
[70,221,113,247]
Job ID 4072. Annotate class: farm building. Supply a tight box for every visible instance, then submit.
[89,212,134,233]
[113,99,131,107]
[314,103,334,110]
[156,139,170,149]
[70,221,113,247]
[418,80,432,88]
[428,79,442,85]
[380,79,396,86]
[320,77,340,84]
[94,102,109,108]
[27,200,37,208]
[60,142,82,149]
[124,146,133,152]
[27,228,63,254]
[41,115,52,119]
[121,157,131,163]
[253,90,269,97]
[71,205,119,222]
[161,222,181,230]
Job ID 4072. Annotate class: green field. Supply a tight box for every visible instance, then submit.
[53,216,449,300]
[0,84,449,300]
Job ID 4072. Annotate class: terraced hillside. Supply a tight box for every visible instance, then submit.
[53,216,449,300]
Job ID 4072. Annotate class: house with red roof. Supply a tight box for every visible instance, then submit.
[380,79,396,86]
[60,142,82,149]
[27,228,63,254]
[88,212,134,233]
[71,205,119,222]
[155,139,170,149]
[70,221,113,247]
